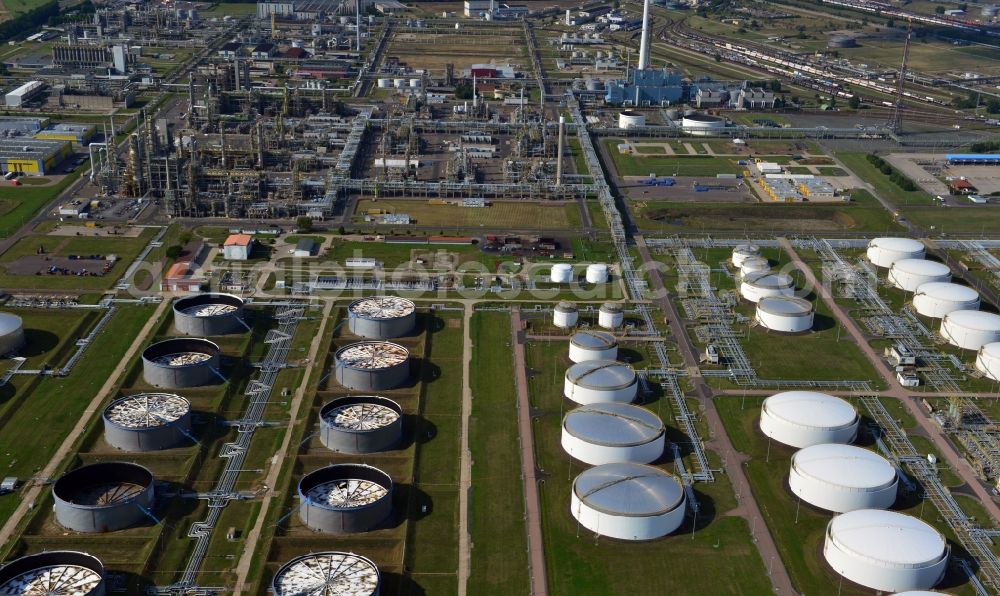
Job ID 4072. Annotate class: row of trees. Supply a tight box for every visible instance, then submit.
[867,154,917,192]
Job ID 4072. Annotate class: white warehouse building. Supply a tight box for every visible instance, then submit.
[888,259,951,292]
[564,360,638,405]
[571,463,685,540]
[940,310,1000,351]
[824,510,948,592]
[759,391,859,448]
[755,296,814,333]
[867,237,925,269]
[912,282,980,319]
[561,402,665,465]
[740,271,795,303]
[789,444,898,513]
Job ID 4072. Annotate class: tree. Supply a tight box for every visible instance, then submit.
[770,80,782,92]
[987,99,1000,114]
[935,6,945,14]
[338,226,347,235]
[296,216,313,233]
[714,53,722,62]
[848,94,861,109]
[165,245,183,259]
[454,83,473,100]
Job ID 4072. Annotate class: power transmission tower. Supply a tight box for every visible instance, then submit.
[890,18,912,135]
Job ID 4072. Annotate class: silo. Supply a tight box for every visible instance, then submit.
[941,310,1000,350]
[553,301,578,328]
[975,342,1000,381]
[738,256,770,278]
[585,264,609,284]
[272,552,380,596]
[173,293,246,336]
[755,296,814,333]
[0,551,105,595]
[298,464,394,534]
[561,402,665,465]
[740,271,795,303]
[824,510,948,592]
[564,360,638,405]
[571,463,685,540]
[789,444,898,513]
[912,282,979,319]
[759,391,859,448]
[334,342,410,391]
[888,259,951,292]
[141,338,221,388]
[102,393,192,451]
[347,296,416,339]
[598,303,624,329]
[320,395,403,454]
[618,111,646,129]
[731,243,761,268]
[550,263,573,283]
[866,237,925,268]
[377,78,391,88]
[0,312,25,355]
[52,462,155,533]
[569,330,618,362]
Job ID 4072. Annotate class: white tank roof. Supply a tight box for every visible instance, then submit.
[565,360,636,390]
[570,330,617,350]
[944,309,1000,331]
[743,271,794,289]
[555,301,577,313]
[827,509,946,568]
[573,463,683,515]
[734,243,760,256]
[792,444,896,491]
[763,391,857,429]
[563,403,664,447]
[914,282,978,303]
[869,237,924,253]
[757,296,813,317]
[891,259,950,278]
[0,312,22,335]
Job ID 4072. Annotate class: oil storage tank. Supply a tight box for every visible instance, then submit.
[0,312,25,355]
[569,330,618,362]
[755,296,814,333]
[172,293,246,336]
[272,552,381,596]
[824,510,948,592]
[618,111,646,129]
[334,341,410,391]
[585,264,609,284]
[561,402,665,465]
[732,243,761,268]
[912,283,979,319]
[347,296,416,339]
[0,551,105,596]
[975,342,1000,381]
[739,256,770,278]
[553,301,578,329]
[564,360,638,405]
[888,259,950,292]
[298,464,393,534]
[681,113,725,136]
[740,271,795,303]
[941,310,1000,350]
[759,391,859,448]
[550,263,573,283]
[52,462,155,533]
[867,237,925,268]
[571,463,685,540]
[102,393,192,452]
[789,444,898,513]
[320,395,403,454]
[598,303,624,329]
[142,338,221,388]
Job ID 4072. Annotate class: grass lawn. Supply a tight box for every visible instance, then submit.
[1,307,99,370]
[0,171,81,237]
[355,199,579,229]
[837,152,936,207]
[818,167,847,177]
[604,139,741,177]
[900,205,1000,236]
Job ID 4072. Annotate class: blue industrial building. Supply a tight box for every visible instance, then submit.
[605,69,684,105]
[946,154,1000,165]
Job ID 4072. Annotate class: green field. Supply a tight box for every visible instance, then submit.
[0,172,80,237]
[837,152,936,207]
[605,139,741,177]
[355,199,582,229]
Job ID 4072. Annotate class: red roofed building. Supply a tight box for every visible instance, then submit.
[160,261,205,292]
[223,234,254,260]
[950,179,976,194]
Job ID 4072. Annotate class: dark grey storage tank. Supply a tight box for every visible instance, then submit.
[173,293,246,336]
[102,393,192,452]
[298,464,393,534]
[320,395,403,454]
[141,338,221,388]
[52,462,155,533]
[348,296,416,339]
[0,550,105,595]
[334,341,410,391]
[272,552,381,596]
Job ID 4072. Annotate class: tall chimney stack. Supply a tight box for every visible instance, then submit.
[556,116,565,185]
[637,0,651,71]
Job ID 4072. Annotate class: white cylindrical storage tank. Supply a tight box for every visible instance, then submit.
[759,391,859,448]
[598,303,624,329]
[377,78,391,88]
[888,259,950,292]
[585,263,609,284]
[867,237,925,268]
[550,263,573,283]
[272,552,380,596]
[824,510,948,592]
[975,342,1000,381]
[755,296,814,333]
[561,402,665,465]
[738,256,770,277]
[681,113,725,136]
[618,110,645,129]
[740,271,795,303]
[941,310,1000,350]
[0,312,25,355]
[789,444,898,513]
[564,360,638,405]
[569,330,618,363]
[732,243,761,268]
[553,301,578,329]
[410,78,421,88]
[571,463,685,540]
[393,78,406,88]
[912,282,979,319]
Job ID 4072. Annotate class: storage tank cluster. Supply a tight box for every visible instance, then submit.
[0,551,106,595]
[172,293,246,336]
[0,312,25,355]
[740,271,795,303]
[550,263,610,284]
[141,337,222,389]
[334,341,410,391]
[759,391,859,448]
[571,462,685,540]
[564,360,638,405]
[940,310,1000,350]
[569,330,618,362]
[298,463,394,534]
[888,259,951,292]
[52,461,156,533]
[272,551,381,596]
[867,237,925,268]
[755,296,814,333]
[102,393,192,452]
[553,301,579,329]
[347,296,416,339]
[912,283,979,319]
[561,402,664,465]
[320,395,403,454]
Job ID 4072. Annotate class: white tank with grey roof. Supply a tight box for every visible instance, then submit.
[564,360,638,405]
[740,271,795,303]
[867,237,925,268]
[568,330,618,362]
[888,259,950,292]
[941,310,1000,350]
[912,282,979,319]
[561,402,665,465]
[759,391,859,448]
[553,301,578,329]
[789,443,898,513]
[732,243,761,268]
[755,296,814,333]
[598,303,624,329]
[571,462,685,540]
